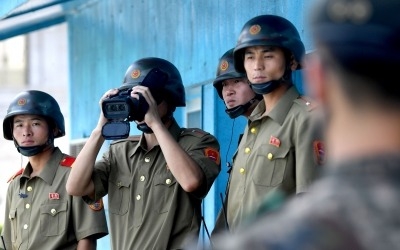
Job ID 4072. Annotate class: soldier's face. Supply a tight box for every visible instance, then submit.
[222,78,255,109]
[243,46,286,85]
[12,115,49,147]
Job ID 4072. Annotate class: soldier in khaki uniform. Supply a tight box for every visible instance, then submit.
[66,57,221,249]
[213,48,261,120]
[1,90,108,250]
[214,15,324,234]
[211,48,262,236]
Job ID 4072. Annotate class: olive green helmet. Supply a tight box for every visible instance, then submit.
[3,90,65,140]
[233,15,305,73]
[121,57,186,107]
[213,48,247,99]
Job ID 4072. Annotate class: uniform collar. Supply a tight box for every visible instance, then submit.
[249,85,300,125]
[20,147,64,185]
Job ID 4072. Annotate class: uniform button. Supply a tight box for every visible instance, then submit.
[136,195,141,200]
[250,127,257,134]
[140,176,145,181]
[145,157,150,163]
[117,182,122,188]
[239,168,245,174]
[25,204,30,209]
[245,147,251,154]
[23,224,28,229]
[166,179,171,184]
[27,186,32,192]
[267,153,273,160]
[51,209,57,215]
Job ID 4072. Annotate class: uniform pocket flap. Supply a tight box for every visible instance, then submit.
[154,174,176,187]
[257,144,290,160]
[40,202,68,217]
[110,174,131,189]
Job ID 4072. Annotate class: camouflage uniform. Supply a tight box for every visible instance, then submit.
[212,154,400,249]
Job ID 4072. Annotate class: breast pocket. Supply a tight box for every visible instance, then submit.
[40,202,68,236]
[108,175,131,215]
[253,145,291,187]
[153,173,176,214]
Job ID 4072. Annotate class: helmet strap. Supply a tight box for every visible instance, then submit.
[137,111,174,134]
[14,127,55,157]
[250,64,293,95]
[136,123,153,134]
[225,96,259,119]
[17,144,49,157]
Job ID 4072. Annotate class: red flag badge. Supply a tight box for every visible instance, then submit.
[269,136,281,147]
[49,193,60,200]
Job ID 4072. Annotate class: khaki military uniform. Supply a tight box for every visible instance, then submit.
[214,85,322,234]
[85,119,221,250]
[1,148,108,250]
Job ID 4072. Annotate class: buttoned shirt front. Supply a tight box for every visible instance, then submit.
[225,85,320,232]
[88,119,221,249]
[2,148,108,250]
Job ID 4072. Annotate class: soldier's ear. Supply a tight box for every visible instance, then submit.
[53,127,59,137]
[289,54,299,71]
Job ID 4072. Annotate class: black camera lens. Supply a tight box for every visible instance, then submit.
[102,100,130,120]
[117,104,126,111]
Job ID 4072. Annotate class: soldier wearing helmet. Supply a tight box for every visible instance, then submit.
[213,48,261,119]
[3,90,65,156]
[1,90,108,250]
[211,48,261,237]
[210,0,400,249]
[66,57,221,249]
[212,15,323,236]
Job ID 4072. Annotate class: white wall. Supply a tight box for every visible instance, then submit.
[0,23,69,226]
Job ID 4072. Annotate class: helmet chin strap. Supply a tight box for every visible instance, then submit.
[17,144,50,157]
[250,80,282,95]
[136,123,153,134]
[137,112,173,134]
[250,63,293,95]
[225,96,260,119]
[15,133,54,157]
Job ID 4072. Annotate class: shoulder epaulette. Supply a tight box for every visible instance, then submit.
[180,128,209,138]
[7,168,24,183]
[294,96,318,111]
[60,155,76,168]
[110,135,141,145]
